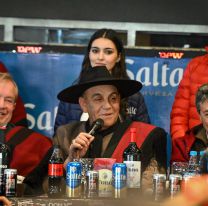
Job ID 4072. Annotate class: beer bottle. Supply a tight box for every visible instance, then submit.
[0,143,10,195]
[123,128,142,196]
[48,145,64,198]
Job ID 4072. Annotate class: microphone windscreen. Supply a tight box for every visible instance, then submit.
[95,118,104,128]
[89,118,104,135]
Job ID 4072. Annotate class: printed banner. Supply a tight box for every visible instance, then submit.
[0,51,194,137]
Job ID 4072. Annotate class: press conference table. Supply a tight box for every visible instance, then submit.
[9,196,162,206]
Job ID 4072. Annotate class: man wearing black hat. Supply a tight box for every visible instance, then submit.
[54,66,167,190]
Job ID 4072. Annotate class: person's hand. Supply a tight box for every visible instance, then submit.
[64,132,94,169]
[0,196,11,206]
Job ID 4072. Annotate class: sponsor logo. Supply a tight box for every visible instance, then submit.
[159,52,184,59]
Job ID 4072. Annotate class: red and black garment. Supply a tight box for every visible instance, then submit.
[171,124,207,163]
[85,119,167,172]
[4,124,53,195]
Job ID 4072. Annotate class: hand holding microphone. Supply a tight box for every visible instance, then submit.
[68,119,104,161]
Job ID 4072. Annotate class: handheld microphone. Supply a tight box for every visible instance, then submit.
[88,118,104,158]
[88,118,104,135]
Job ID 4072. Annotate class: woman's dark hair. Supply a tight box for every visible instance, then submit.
[81,28,129,79]
[81,29,130,119]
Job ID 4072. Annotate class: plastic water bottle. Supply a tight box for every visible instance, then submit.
[198,150,205,173]
[199,150,208,174]
[187,151,198,175]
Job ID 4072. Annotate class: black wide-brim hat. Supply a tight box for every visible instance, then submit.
[58,66,142,104]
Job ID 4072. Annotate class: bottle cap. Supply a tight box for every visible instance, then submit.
[130,128,136,133]
[130,128,136,142]
[200,150,205,156]
[190,151,197,156]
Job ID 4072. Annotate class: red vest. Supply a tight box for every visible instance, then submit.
[5,126,52,176]
[171,129,196,163]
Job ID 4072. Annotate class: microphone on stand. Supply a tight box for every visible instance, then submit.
[88,118,104,135]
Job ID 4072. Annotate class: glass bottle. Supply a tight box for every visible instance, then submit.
[48,145,64,198]
[123,128,142,196]
[0,143,10,195]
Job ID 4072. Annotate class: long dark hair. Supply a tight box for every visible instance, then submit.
[81,29,129,119]
[81,28,129,79]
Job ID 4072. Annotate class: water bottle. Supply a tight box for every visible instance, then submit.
[187,151,198,175]
[199,150,208,174]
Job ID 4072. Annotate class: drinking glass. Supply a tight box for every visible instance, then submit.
[73,158,94,196]
[171,162,188,176]
[73,158,94,175]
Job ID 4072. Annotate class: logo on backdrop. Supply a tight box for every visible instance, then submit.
[0,52,190,137]
[158,52,184,59]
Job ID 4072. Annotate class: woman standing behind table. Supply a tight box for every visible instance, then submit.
[54,29,150,132]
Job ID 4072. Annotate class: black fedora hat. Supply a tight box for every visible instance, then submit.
[58,66,142,104]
